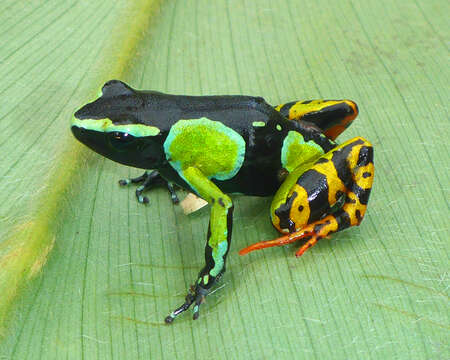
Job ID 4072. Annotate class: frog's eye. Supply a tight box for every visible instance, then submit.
[108,131,136,150]
[112,131,133,141]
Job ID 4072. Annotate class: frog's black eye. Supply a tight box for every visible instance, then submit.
[108,131,136,150]
[112,131,133,141]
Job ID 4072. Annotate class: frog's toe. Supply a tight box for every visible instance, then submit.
[136,185,150,204]
[119,171,149,187]
[165,289,195,324]
[118,170,180,205]
[118,179,130,186]
[192,293,205,320]
[295,234,319,257]
[293,217,338,256]
[192,286,208,320]
[167,182,180,204]
[164,284,209,324]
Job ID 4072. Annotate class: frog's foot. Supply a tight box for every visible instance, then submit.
[118,170,179,205]
[164,284,209,324]
[292,217,337,257]
[239,215,337,257]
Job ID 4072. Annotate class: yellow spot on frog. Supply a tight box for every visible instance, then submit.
[274,104,283,111]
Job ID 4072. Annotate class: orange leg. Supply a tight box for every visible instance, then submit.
[238,231,310,256]
[239,215,337,257]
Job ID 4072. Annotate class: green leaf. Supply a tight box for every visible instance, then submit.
[0,0,448,359]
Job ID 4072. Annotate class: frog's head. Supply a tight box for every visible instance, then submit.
[71,80,164,169]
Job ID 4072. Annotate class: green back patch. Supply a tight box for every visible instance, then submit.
[163,118,246,180]
[281,131,324,172]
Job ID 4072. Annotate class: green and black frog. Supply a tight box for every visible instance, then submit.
[72,80,374,323]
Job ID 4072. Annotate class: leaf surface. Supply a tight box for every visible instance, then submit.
[0,0,448,359]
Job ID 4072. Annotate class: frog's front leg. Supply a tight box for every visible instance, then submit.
[165,167,233,323]
[240,137,374,257]
[119,170,179,204]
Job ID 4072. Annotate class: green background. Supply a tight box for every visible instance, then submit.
[0,0,448,359]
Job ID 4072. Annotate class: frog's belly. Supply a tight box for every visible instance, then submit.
[158,162,281,197]
[213,164,281,196]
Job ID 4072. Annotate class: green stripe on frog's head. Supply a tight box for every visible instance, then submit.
[71,80,164,169]
[71,116,164,169]
[71,117,160,137]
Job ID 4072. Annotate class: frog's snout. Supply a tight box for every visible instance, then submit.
[74,108,84,119]
[71,123,86,142]
[73,102,95,119]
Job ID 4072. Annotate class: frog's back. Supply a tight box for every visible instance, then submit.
[136,90,335,196]
[138,91,283,134]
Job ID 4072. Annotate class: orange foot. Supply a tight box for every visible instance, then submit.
[239,216,337,257]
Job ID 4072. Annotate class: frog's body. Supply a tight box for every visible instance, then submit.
[72,80,374,322]
[73,83,336,196]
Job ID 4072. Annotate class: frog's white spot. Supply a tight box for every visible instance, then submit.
[276,124,282,131]
[252,121,266,127]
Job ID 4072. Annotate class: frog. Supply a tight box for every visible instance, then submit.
[71,80,374,323]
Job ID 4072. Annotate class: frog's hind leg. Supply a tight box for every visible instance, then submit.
[274,100,358,140]
[119,170,179,204]
[240,137,374,257]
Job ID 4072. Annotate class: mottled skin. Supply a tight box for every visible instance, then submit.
[72,80,374,322]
